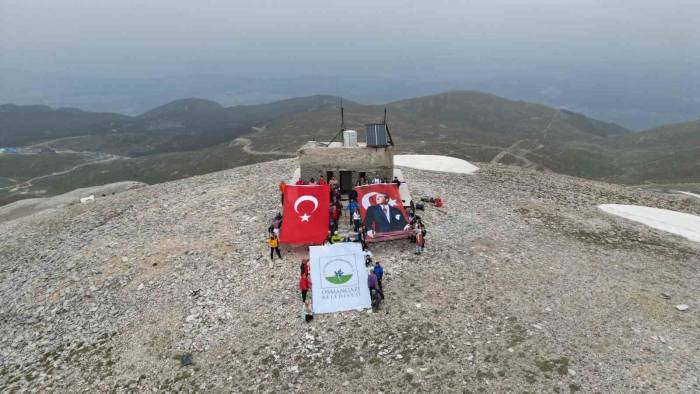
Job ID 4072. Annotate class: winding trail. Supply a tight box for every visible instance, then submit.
[1,137,128,192]
[489,139,538,168]
[490,109,559,168]
[541,109,561,139]
[230,137,296,157]
[1,154,125,192]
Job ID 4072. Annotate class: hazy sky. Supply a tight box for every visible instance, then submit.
[1,0,698,78]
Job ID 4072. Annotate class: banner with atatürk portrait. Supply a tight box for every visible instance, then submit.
[355,183,412,242]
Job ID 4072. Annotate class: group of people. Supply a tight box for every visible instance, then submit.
[270,174,431,322]
[356,174,402,186]
[297,253,386,322]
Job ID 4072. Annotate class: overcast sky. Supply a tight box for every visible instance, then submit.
[1,0,698,78]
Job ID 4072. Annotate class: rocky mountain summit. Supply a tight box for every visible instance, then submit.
[1,159,698,392]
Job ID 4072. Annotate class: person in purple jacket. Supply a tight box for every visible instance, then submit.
[368,268,383,300]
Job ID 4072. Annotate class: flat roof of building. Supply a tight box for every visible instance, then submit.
[300,141,369,149]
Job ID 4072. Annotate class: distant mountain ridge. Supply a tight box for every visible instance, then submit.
[1,90,698,206]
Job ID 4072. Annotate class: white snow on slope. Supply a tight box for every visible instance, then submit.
[677,191,700,199]
[394,155,479,174]
[598,204,700,243]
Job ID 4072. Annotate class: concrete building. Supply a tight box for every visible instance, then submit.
[298,127,394,193]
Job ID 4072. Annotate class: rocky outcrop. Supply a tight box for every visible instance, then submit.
[0,159,698,392]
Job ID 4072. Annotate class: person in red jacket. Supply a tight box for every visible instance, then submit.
[299,273,311,302]
[300,258,309,276]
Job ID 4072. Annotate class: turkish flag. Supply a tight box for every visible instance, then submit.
[279,184,330,245]
[355,183,411,242]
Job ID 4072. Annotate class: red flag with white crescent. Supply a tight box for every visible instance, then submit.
[355,183,411,242]
[279,184,330,245]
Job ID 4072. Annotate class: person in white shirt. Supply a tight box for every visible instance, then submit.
[352,210,361,232]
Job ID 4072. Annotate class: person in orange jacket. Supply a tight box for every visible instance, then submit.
[279,181,286,203]
[268,234,282,260]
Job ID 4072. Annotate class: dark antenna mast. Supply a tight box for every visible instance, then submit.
[340,98,346,132]
[383,107,395,146]
[326,97,346,146]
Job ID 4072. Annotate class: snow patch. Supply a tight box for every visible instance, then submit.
[598,204,700,243]
[677,191,700,199]
[394,155,479,174]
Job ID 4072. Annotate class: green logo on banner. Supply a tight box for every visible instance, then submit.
[326,269,352,284]
[323,258,355,286]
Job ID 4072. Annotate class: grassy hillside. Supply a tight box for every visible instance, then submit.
[1,91,698,206]
[0,104,129,146]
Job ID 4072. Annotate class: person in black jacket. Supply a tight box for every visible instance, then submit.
[364,193,410,238]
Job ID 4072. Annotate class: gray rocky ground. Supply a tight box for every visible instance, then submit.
[0,181,147,223]
[1,158,698,392]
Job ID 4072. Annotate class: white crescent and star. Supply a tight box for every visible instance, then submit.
[293,195,319,221]
[361,192,379,209]
[361,191,397,209]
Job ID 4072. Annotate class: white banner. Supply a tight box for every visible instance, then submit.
[309,243,371,314]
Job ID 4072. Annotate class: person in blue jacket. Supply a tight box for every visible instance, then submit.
[347,199,359,225]
[373,261,384,297]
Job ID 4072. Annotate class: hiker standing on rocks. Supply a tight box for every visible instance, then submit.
[268,234,282,260]
[368,267,383,299]
[414,226,425,255]
[303,300,314,322]
[352,210,361,232]
[299,272,311,302]
[373,261,384,295]
[300,258,309,276]
[363,245,373,266]
[279,180,286,204]
[347,199,359,225]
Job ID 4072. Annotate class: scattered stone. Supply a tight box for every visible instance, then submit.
[661,292,671,299]
[675,304,689,311]
[180,353,193,367]
[137,283,144,291]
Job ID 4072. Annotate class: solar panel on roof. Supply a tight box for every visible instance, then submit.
[366,123,388,147]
